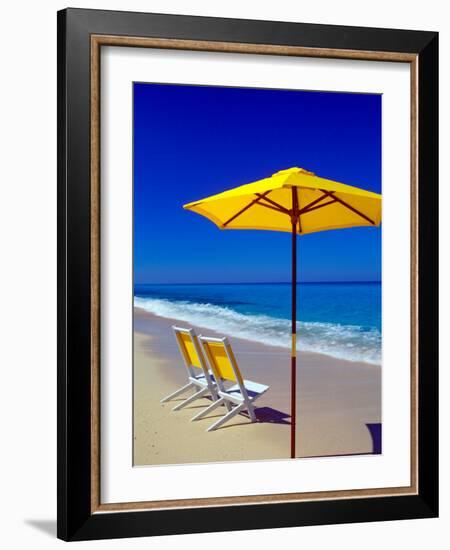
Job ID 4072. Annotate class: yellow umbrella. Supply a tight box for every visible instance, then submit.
[184,167,382,458]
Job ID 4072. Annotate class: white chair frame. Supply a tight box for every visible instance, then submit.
[161,326,218,412]
[196,336,269,431]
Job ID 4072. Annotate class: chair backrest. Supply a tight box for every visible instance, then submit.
[172,326,212,383]
[199,336,247,398]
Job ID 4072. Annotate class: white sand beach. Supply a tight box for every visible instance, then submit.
[133,307,381,466]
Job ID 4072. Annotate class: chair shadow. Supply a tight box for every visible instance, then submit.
[164,395,215,410]
[164,396,380,451]
[254,407,291,425]
[213,406,291,430]
[166,394,291,426]
[25,519,56,538]
[366,422,382,454]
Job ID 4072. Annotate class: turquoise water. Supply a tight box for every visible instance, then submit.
[134,282,381,364]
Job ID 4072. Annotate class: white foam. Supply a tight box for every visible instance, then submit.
[134,297,381,365]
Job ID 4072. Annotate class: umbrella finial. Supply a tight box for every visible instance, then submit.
[272,166,315,177]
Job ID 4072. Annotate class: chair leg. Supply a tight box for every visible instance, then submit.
[190,397,225,421]
[247,401,257,422]
[208,386,220,402]
[172,386,209,411]
[206,402,246,432]
[160,382,193,403]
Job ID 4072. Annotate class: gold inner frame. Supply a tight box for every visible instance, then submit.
[90,35,419,514]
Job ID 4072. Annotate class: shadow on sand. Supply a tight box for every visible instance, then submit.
[254,406,291,425]
[165,396,290,426]
[211,406,291,430]
[162,397,380,452]
[298,422,383,459]
[366,422,382,454]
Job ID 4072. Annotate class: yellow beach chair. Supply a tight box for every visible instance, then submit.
[160,326,218,412]
[196,336,269,431]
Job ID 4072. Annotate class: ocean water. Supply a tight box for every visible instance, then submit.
[134,282,381,364]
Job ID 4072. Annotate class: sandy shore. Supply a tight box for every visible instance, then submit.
[133,307,381,466]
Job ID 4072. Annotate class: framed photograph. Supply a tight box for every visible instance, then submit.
[57,8,438,541]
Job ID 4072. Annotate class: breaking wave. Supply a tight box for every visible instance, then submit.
[134,296,381,365]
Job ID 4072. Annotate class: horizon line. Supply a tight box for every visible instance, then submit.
[134,280,381,286]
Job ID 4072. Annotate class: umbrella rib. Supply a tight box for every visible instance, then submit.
[298,191,335,215]
[299,189,376,224]
[222,191,271,227]
[221,186,375,228]
[330,194,376,225]
[255,194,291,214]
[300,198,338,215]
[255,202,288,215]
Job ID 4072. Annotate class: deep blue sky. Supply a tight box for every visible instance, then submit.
[134,83,381,284]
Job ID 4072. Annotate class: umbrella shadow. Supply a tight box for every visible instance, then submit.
[303,423,382,458]
[366,422,382,454]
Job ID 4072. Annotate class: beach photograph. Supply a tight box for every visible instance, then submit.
[133,82,382,466]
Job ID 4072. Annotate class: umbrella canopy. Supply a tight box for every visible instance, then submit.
[183,167,381,459]
[184,167,382,234]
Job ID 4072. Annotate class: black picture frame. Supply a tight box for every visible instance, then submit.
[57,7,438,541]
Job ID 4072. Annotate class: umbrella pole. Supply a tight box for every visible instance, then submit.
[291,219,297,459]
